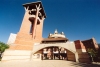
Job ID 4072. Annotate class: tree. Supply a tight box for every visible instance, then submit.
[87,48,97,62]
[0,41,9,59]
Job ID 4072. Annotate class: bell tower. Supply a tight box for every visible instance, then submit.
[13,1,46,50]
[2,1,46,61]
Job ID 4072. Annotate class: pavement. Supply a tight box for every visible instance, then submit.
[0,60,100,67]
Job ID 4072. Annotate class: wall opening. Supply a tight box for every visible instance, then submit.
[41,46,68,60]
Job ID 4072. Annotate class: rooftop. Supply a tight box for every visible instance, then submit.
[42,29,68,42]
[23,1,46,18]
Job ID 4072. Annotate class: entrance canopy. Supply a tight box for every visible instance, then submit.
[32,42,76,54]
[31,42,79,62]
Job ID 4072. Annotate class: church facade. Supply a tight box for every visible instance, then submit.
[2,1,99,63]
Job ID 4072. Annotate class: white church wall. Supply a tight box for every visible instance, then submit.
[7,33,17,45]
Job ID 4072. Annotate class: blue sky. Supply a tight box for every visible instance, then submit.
[0,0,100,44]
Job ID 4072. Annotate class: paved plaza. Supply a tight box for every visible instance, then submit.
[0,60,100,67]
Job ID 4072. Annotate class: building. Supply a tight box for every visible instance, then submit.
[2,1,99,63]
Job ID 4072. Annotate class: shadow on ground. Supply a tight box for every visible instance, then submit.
[69,61,100,67]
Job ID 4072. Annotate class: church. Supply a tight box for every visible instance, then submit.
[2,1,99,63]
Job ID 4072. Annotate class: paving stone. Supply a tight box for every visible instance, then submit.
[0,60,100,67]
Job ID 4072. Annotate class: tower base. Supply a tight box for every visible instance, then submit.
[2,49,31,61]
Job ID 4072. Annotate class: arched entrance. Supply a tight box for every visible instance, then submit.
[31,43,79,62]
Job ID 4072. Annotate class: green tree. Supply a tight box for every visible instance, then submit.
[0,41,9,59]
[87,48,97,62]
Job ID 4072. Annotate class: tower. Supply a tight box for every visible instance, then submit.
[2,1,46,61]
[12,1,46,50]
